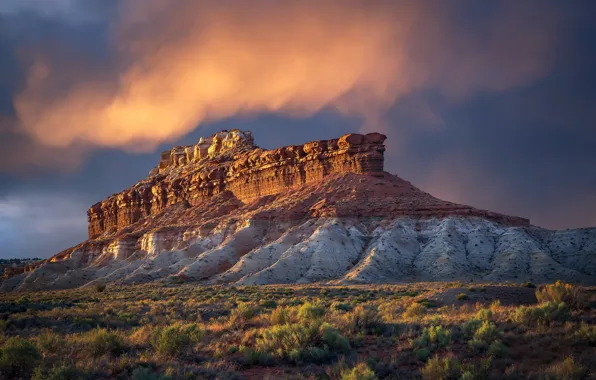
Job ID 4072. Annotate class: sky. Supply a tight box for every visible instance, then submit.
[0,0,595,259]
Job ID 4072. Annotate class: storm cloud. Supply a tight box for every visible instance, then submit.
[0,1,595,259]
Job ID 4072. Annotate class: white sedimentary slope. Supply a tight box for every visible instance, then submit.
[4,216,595,291]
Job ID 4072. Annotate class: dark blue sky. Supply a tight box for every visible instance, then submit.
[0,0,595,259]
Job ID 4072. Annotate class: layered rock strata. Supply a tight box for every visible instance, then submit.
[7,130,592,293]
[87,130,387,237]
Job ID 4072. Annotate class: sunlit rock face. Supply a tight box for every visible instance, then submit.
[4,130,596,292]
[87,129,388,237]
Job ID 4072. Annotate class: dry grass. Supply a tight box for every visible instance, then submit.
[0,281,593,379]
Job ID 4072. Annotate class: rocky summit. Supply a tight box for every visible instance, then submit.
[3,130,595,291]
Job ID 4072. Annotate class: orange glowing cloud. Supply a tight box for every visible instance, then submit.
[12,0,558,153]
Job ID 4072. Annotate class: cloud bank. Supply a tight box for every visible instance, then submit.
[10,0,557,157]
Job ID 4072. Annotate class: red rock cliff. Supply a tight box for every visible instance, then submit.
[87,130,387,237]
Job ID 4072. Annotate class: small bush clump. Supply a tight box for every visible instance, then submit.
[340,362,378,380]
[457,293,469,301]
[469,321,502,351]
[85,328,126,357]
[402,303,425,319]
[573,323,596,345]
[297,302,326,321]
[330,301,353,313]
[229,302,260,327]
[536,281,584,309]
[256,320,349,363]
[32,364,85,380]
[339,305,384,335]
[421,355,460,380]
[412,325,451,352]
[269,306,293,325]
[544,356,587,380]
[513,302,569,326]
[0,337,41,379]
[150,323,203,358]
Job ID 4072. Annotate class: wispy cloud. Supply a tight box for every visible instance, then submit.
[7,0,559,161]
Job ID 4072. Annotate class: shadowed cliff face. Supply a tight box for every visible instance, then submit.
[87,130,387,237]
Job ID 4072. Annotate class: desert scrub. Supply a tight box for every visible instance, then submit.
[340,362,378,380]
[412,325,451,352]
[0,336,41,379]
[255,320,349,363]
[32,364,86,380]
[337,305,384,335]
[543,356,587,380]
[35,329,65,358]
[475,308,492,321]
[330,301,353,313]
[228,302,260,328]
[536,281,584,309]
[421,355,492,380]
[131,366,172,380]
[456,293,469,301]
[297,302,326,321]
[83,328,126,357]
[468,320,502,351]
[421,355,461,380]
[150,323,203,358]
[572,322,596,345]
[512,302,569,326]
[402,302,425,319]
[269,305,294,325]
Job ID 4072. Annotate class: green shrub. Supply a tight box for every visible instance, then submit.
[241,348,271,366]
[131,367,172,380]
[488,340,508,358]
[256,320,349,363]
[536,281,584,309]
[475,308,492,321]
[469,321,502,350]
[150,323,203,358]
[402,303,425,319]
[521,281,536,288]
[95,283,106,293]
[417,299,437,308]
[415,348,431,361]
[340,362,378,380]
[513,302,569,326]
[340,305,384,334]
[544,356,587,380]
[32,364,85,380]
[260,300,277,308]
[461,319,483,339]
[330,301,353,313]
[269,306,293,325]
[36,329,64,358]
[0,337,41,379]
[421,355,460,380]
[229,302,260,327]
[297,302,326,321]
[573,323,596,345]
[86,328,125,357]
[412,325,451,351]
[457,293,469,301]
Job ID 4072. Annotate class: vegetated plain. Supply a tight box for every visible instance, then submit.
[0,281,594,380]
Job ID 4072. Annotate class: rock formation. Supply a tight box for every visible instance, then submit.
[3,130,595,291]
[87,130,388,237]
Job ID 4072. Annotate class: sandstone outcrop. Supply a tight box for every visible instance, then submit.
[4,130,595,291]
[87,130,388,237]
